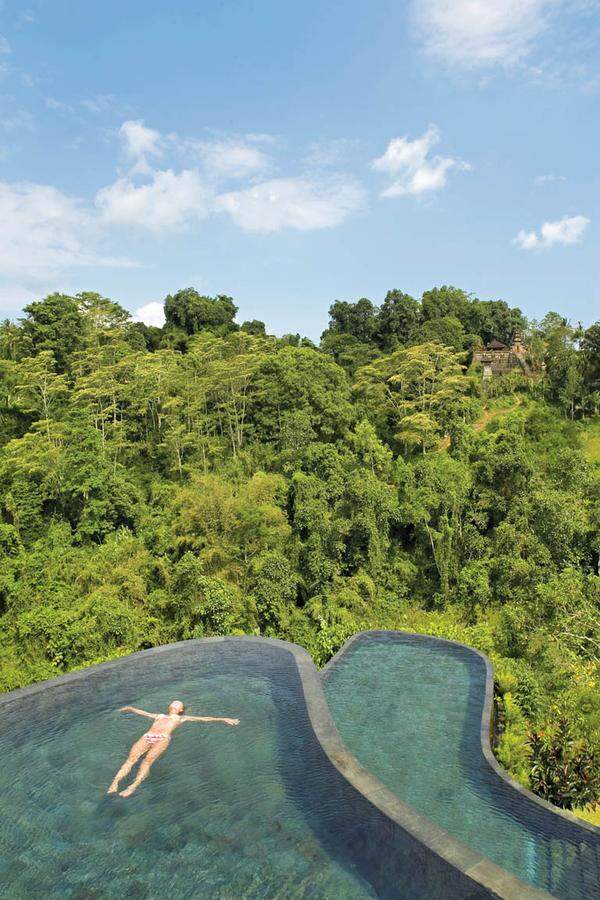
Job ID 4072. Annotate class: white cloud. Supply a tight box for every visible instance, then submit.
[0,181,92,278]
[372,125,469,197]
[81,94,119,114]
[515,214,590,249]
[0,120,370,311]
[188,139,269,179]
[534,174,566,185]
[515,229,540,250]
[133,301,165,327]
[303,139,356,169]
[244,133,277,145]
[214,177,364,232]
[96,169,211,232]
[413,0,556,69]
[100,122,363,235]
[119,119,163,173]
[0,180,133,286]
[46,96,74,113]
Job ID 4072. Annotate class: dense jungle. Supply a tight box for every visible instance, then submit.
[1,285,599,820]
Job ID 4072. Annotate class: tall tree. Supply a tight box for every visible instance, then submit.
[582,322,600,395]
[164,288,238,336]
[354,342,478,453]
[421,286,471,324]
[376,289,420,350]
[19,293,86,372]
[321,298,378,344]
[544,321,585,419]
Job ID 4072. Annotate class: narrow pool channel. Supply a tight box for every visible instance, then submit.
[322,632,600,900]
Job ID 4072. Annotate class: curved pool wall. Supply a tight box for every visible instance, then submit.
[322,631,600,900]
[0,636,545,900]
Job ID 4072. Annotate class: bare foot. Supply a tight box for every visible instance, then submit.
[119,785,137,798]
[107,783,119,794]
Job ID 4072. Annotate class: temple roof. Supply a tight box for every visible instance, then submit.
[487,339,509,350]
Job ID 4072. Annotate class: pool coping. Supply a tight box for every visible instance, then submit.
[1,634,555,899]
[322,630,600,838]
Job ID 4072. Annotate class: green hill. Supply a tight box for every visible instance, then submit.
[1,286,599,818]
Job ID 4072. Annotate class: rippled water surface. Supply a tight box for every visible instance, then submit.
[323,635,600,899]
[0,642,375,899]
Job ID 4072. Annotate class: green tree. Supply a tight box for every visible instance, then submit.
[421,286,471,323]
[413,315,466,351]
[320,331,379,375]
[13,351,68,429]
[376,289,420,350]
[20,293,86,371]
[582,322,600,396]
[322,298,378,344]
[164,288,238,336]
[241,319,266,335]
[248,346,354,444]
[354,342,477,453]
[248,551,298,633]
[545,322,585,418]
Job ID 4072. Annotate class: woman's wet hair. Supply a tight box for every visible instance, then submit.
[168,699,185,714]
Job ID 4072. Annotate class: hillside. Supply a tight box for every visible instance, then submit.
[0,285,599,818]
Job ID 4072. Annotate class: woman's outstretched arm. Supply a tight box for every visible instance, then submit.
[119,706,157,719]
[182,715,239,725]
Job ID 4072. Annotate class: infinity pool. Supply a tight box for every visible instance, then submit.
[0,641,378,899]
[2,634,597,898]
[323,633,600,900]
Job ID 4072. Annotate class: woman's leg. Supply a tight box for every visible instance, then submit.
[119,740,169,797]
[107,737,149,794]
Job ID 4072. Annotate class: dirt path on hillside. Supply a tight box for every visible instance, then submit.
[438,397,523,450]
[473,398,522,432]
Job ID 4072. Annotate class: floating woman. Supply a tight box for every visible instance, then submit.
[107,699,239,797]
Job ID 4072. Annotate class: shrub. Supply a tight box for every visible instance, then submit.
[495,692,530,786]
[529,717,600,809]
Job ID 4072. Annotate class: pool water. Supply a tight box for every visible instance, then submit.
[323,634,600,899]
[0,641,376,899]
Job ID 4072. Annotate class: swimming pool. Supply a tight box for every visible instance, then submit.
[0,636,510,900]
[1,634,596,898]
[0,639,377,899]
[322,632,600,899]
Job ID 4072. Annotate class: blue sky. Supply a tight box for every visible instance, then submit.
[0,0,599,338]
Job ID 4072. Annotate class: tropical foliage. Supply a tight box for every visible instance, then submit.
[1,286,599,812]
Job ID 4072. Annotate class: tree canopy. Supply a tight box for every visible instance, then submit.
[0,284,599,814]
